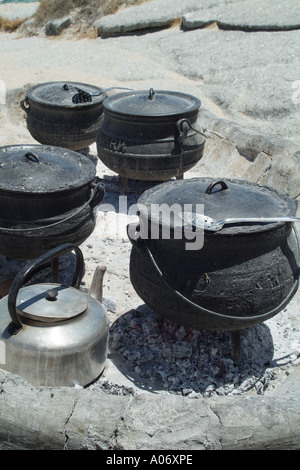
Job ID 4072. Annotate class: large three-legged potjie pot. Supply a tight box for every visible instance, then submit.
[127,178,299,362]
[96,88,206,194]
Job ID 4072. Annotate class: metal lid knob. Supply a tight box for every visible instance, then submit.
[46,289,58,301]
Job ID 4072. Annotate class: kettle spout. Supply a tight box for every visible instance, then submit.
[88,266,107,303]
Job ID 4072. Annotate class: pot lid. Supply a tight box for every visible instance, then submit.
[104,88,201,118]
[26,81,106,107]
[137,177,297,235]
[16,284,88,323]
[0,145,96,194]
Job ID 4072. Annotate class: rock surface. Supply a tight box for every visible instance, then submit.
[45,17,71,36]
[0,2,38,29]
[1,366,300,450]
[1,0,299,147]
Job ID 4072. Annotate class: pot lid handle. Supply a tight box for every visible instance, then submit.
[7,243,84,333]
[24,151,40,163]
[148,88,155,100]
[63,83,106,104]
[205,180,229,195]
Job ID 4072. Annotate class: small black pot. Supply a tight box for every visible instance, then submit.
[97,88,205,193]
[0,145,105,259]
[20,81,107,150]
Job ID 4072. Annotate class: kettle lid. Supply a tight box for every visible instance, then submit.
[16,283,88,323]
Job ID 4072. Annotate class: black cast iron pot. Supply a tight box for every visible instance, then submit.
[20,81,107,150]
[127,178,299,361]
[96,88,206,193]
[0,145,105,259]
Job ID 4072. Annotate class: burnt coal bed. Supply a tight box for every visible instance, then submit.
[89,304,299,398]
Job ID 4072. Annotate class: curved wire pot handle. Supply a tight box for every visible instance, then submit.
[20,97,30,113]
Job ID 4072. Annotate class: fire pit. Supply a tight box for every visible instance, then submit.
[96,88,206,193]
[127,177,299,362]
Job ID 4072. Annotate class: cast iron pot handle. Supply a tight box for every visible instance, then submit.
[205,180,228,195]
[20,97,30,113]
[7,243,84,332]
[176,118,206,143]
[89,180,105,209]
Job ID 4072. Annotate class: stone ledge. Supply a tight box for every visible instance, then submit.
[182,0,300,32]
[93,0,201,37]
[93,0,300,37]
[196,109,300,200]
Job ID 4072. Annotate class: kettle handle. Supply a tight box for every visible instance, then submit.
[20,97,30,113]
[7,243,84,332]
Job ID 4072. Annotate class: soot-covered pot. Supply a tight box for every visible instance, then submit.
[96,88,206,193]
[20,81,107,150]
[127,178,299,361]
[0,144,105,259]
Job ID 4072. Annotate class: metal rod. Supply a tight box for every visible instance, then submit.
[120,176,128,195]
[50,256,59,283]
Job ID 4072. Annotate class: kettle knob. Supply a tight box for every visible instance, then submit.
[46,289,58,301]
[7,243,84,331]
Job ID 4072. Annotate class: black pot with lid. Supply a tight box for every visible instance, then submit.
[96,88,206,193]
[20,81,107,150]
[0,144,105,259]
[127,178,299,361]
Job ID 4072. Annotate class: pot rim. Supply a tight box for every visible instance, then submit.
[103,89,201,118]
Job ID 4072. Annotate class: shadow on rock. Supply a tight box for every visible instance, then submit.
[98,174,173,214]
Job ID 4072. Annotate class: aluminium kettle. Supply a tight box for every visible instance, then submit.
[0,243,109,387]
